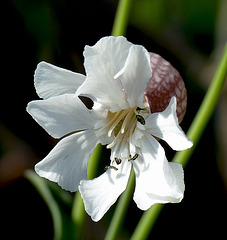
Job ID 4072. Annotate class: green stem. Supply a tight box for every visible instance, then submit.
[174,43,227,166]
[131,204,163,240]
[131,43,227,240]
[71,144,102,239]
[104,167,135,240]
[111,0,133,36]
[24,170,62,240]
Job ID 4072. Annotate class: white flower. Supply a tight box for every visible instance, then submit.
[27,36,193,222]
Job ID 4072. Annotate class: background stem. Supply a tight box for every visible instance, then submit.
[25,170,62,240]
[111,0,133,37]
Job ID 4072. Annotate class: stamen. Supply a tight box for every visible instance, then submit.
[108,110,128,137]
[106,107,139,149]
[107,132,122,149]
[128,153,139,161]
[120,110,134,134]
[115,157,122,164]
[136,115,146,125]
[129,118,137,138]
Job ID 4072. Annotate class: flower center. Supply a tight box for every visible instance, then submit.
[95,106,148,168]
[105,108,138,149]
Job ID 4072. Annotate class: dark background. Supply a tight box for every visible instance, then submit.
[1,0,227,239]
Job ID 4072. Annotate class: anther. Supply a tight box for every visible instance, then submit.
[128,153,139,161]
[136,107,145,112]
[115,157,122,165]
[104,165,118,171]
[136,115,145,125]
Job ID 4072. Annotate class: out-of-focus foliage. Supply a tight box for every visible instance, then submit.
[131,0,218,54]
[11,0,57,60]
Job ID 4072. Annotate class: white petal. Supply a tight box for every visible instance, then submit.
[134,161,184,210]
[77,36,134,111]
[27,94,96,139]
[35,61,85,99]
[114,45,152,108]
[84,36,132,75]
[133,134,185,210]
[79,160,131,221]
[144,97,193,150]
[133,165,184,210]
[35,130,99,192]
[132,129,166,164]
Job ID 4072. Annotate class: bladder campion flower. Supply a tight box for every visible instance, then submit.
[27,36,193,222]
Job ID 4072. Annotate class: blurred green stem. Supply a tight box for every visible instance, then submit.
[174,43,227,166]
[71,144,102,238]
[111,0,133,37]
[131,43,227,240]
[25,170,62,240]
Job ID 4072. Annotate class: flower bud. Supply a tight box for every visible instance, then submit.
[145,53,187,123]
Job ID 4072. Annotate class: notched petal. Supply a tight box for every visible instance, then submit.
[79,160,131,221]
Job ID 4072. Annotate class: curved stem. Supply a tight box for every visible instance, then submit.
[111,0,133,37]
[131,43,227,240]
[130,204,163,240]
[174,43,227,166]
[25,170,62,240]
